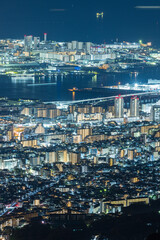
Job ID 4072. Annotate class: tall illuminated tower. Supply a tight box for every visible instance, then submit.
[44,33,47,42]
[130,96,139,117]
[114,96,124,118]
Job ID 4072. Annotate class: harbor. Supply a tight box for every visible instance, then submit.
[104,79,160,92]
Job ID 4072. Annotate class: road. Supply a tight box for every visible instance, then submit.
[46,91,159,106]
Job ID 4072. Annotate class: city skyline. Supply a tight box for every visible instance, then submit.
[0,1,160,239]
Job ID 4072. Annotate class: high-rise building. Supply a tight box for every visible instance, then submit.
[45,151,57,163]
[130,96,139,117]
[34,37,40,49]
[7,125,14,141]
[57,150,68,162]
[36,108,47,118]
[114,96,124,118]
[77,105,90,114]
[48,109,61,118]
[77,128,92,141]
[21,139,37,147]
[151,104,160,122]
[21,107,33,116]
[24,35,33,51]
[69,105,76,114]
[91,106,103,113]
[72,41,78,50]
[68,152,80,164]
[85,42,91,53]
[77,42,83,50]
[67,42,72,50]
[128,149,134,160]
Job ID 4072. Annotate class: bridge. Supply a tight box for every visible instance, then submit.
[46,91,160,106]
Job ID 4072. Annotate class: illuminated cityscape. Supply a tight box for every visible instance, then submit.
[0,36,159,240]
[0,0,160,239]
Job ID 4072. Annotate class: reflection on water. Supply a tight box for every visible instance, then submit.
[92,74,97,87]
[72,91,75,101]
[0,67,159,101]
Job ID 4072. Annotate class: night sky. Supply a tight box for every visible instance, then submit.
[1,0,160,44]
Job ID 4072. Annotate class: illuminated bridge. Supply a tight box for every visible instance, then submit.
[47,91,160,106]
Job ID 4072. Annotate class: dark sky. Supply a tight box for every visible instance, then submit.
[1,0,160,44]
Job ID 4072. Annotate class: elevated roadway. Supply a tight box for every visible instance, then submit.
[46,91,160,106]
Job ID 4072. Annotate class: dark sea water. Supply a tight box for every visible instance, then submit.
[0,66,160,101]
